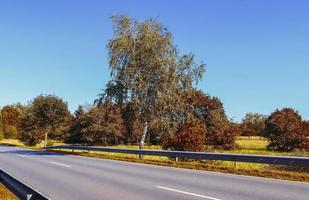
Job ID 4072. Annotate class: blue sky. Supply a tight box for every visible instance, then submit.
[0,0,308,121]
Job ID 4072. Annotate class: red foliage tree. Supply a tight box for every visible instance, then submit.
[303,120,309,137]
[161,116,206,152]
[182,89,237,149]
[0,105,21,138]
[264,108,308,151]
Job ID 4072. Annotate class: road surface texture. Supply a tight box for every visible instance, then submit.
[0,145,308,200]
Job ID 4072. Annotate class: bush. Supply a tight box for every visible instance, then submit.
[0,105,20,130]
[3,125,18,139]
[0,130,3,141]
[67,104,124,146]
[203,108,238,150]
[206,122,238,150]
[20,130,43,146]
[264,108,308,151]
[161,117,206,152]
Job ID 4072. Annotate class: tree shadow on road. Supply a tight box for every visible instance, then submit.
[0,146,66,156]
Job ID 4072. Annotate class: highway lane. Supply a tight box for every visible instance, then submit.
[0,145,308,200]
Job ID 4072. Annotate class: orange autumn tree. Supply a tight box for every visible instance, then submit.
[0,105,23,139]
[162,116,206,151]
[264,108,308,150]
[181,89,238,150]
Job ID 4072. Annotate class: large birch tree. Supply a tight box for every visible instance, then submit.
[96,15,205,149]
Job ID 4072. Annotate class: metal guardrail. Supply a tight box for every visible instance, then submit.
[0,170,50,200]
[45,145,309,167]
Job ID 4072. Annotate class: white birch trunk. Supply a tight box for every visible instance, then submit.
[139,121,148,158]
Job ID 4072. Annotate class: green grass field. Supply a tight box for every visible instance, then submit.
[105,137,309,157]
[228,137,308,157]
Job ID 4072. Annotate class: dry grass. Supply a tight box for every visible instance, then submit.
[216,137,309,157]
[0,183,17,200]
[0,139,24,147]
[0,139,48,150]
[236,137,268,150]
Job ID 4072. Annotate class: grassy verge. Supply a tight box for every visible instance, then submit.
[0,183,18,200]
[0,139,43,150]
[0,139,24,147]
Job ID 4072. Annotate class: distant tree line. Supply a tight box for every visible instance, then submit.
[239,109,309,150]
[0,15,308,151]
[1,95,308,151]
[0,95,71,146]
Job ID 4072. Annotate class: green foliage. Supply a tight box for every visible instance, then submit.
[74,105,85,118]
[3,125,18,139]
[20,95,71,146]
[67,104,124,146]
[0,129,4,141]
[264,108,308,151]
[240,113,266,137]
[66,106,84,144]
[31,95,71,131]
[161,116,206,151]
[120,103,143,144]
[95,14,205,147]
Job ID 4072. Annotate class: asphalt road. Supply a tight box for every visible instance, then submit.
[0,146,308,200]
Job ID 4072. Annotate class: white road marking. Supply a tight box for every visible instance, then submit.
[156,186,222,200]
[16,154,27,157]
[49,161,72,168]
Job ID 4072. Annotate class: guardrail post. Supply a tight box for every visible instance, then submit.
[138,144,143,159]
[234,161,238,169]
[27,194,32,200]
[175,157,179,162]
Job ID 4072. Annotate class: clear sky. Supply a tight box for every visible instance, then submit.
[0,0,308,121]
